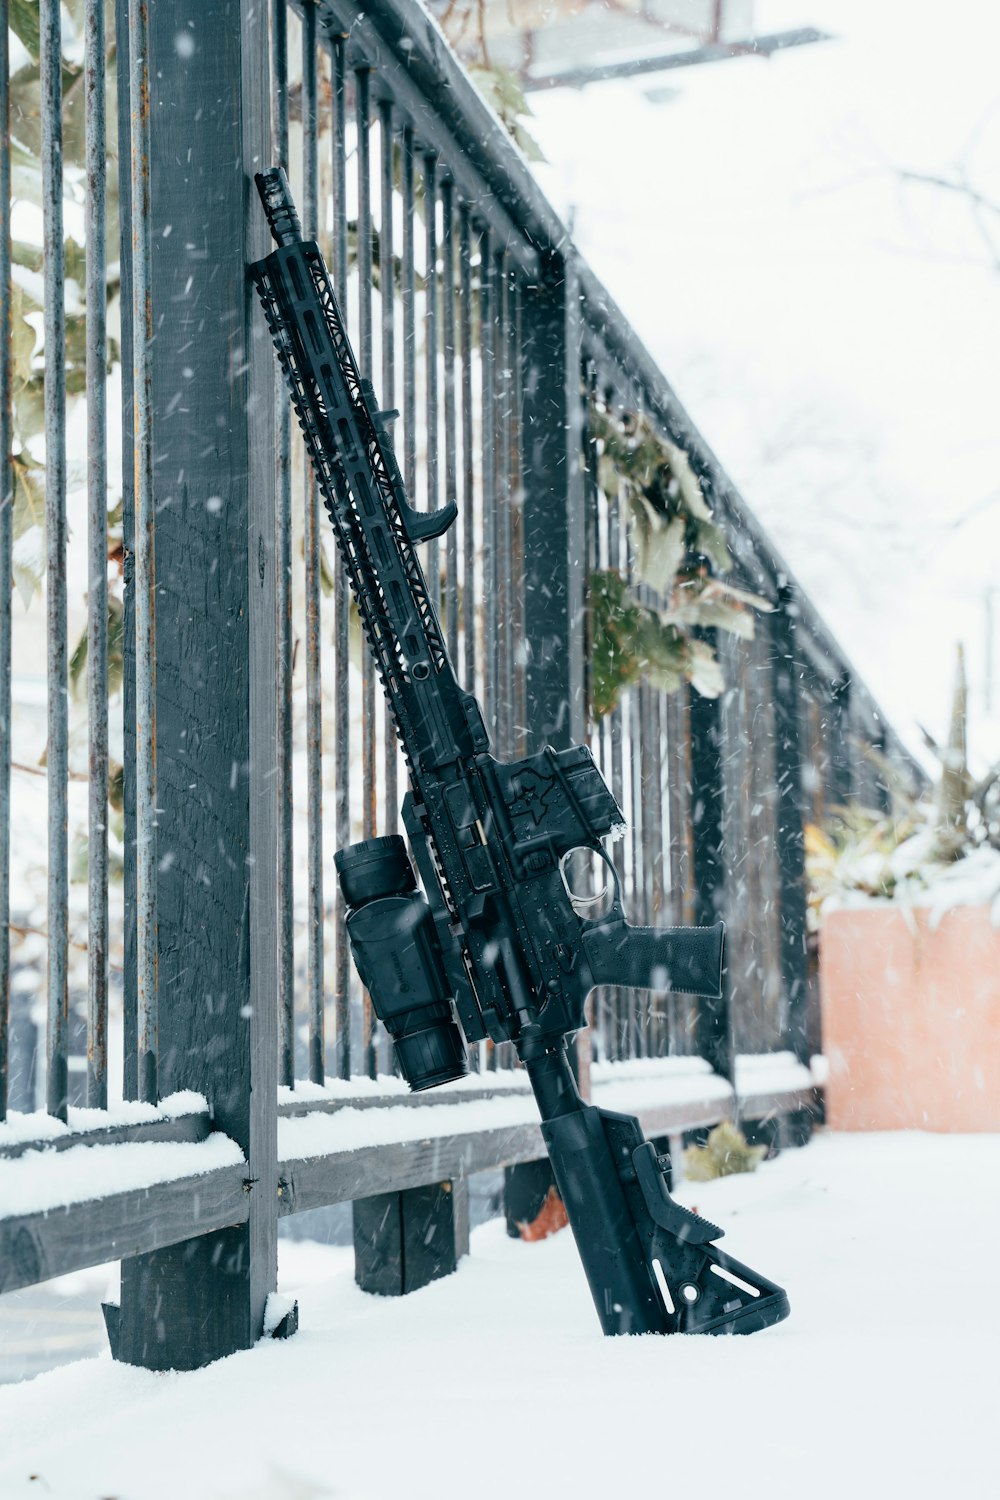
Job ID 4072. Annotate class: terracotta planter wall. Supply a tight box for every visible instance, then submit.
[820,904,1000,1131]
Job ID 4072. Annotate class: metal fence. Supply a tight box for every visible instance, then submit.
[0,0,921,1369]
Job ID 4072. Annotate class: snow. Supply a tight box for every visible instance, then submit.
[276,1056,815,1160]
[528,0,1000,769]
[278,1069,530,1108]
[0,1091,208,1149]
[0,1131,996,1499]
[278,1093,540,1160]
[734,1049,816,1095]
[824,842,1000,927]
[0,1132,243,1219]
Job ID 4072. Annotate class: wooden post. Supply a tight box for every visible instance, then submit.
[503,249,587,1235]
[113,0,277,1370]
[353,1181,470,1295]
[772,587,811,1068]
[521,250,587,752]
[829,671,854,806]
[688,665,733,1084]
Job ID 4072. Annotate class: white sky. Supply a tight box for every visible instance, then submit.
[528,0,1000,767]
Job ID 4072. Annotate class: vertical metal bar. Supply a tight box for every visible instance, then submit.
[479,227,496,738]
[128,0,156,1108]
[302,4,325,1085]
[459,201,480,1069]
[43,0,69,1118]
[640,680,656,926]
[581,363,606,1056]
[511,277,527,755]
[0,0,11,1120]
[85,0,109,1108]
[378,97,398,839]
[441,179,459,662]
[423,152,439,603]
[602,394,625,1062]
[331,32,350,1079]
[114,0,136,1101]
[401,129,417,502]
[648,688,666,1055]
[459,205,475,695]
[272,0,294,1087]
[496,255,513,759]
[356,67,378,1079]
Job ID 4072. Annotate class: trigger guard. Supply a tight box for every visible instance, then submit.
[558,845,621,919]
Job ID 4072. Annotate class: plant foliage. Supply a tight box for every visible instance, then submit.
[683,1121,767,1182]
[6,0,121,604]
[804,647,1000,922]
[586,404,768,719]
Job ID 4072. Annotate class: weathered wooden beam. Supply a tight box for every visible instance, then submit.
[278,1084,530,1118]
[0,1165,248,1296]
[278,1122,546,1215]
[0,1111,211,1162]
[276,1083,762,1217]
[0,1081,813,1296]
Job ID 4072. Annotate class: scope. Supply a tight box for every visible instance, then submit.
[334,836,469,1091]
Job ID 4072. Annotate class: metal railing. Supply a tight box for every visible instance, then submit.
[0,0,922,1368]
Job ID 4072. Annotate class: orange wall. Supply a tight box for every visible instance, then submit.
[820,904,1000,1132]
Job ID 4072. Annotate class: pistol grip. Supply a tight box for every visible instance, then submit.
[581,919,725,1000]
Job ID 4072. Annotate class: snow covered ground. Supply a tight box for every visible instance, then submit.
[1,1130,997,1499]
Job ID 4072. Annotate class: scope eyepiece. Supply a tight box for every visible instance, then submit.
[255,167,303,249]
[335,837,468,1092]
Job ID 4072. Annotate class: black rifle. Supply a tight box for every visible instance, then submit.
[252,168,789,1337]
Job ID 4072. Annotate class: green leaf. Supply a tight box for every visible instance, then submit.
[318,538,338,597]
[69,595,125,701]
[12,525,45,606]
[14,377,45,447]
[11,283,39,371]
[694,518,731,573]
[688,638,725,699]
[468,64,546,164]
[109,760,124,814]
[10,0,41,63]
[597,453,620,503]
[686,598,757,640]
[11,238,43,274]
[10,151,44,208]
[632,502,686,597]
[63,235,87,287]
[11,454,45,541]
[684,1121,767,1181]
